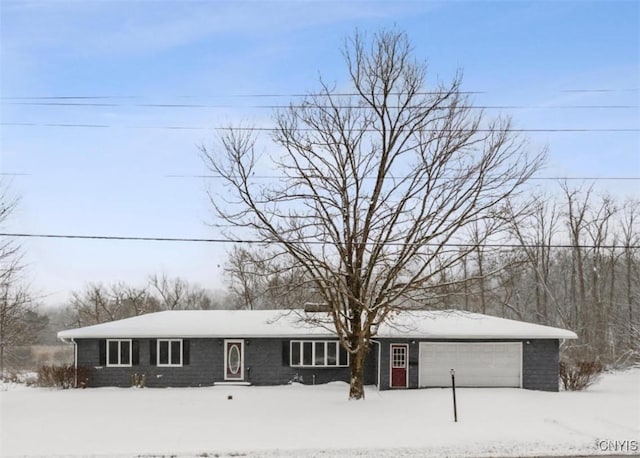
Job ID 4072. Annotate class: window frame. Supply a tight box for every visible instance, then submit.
[290,340,349,367]
[106,339,132,367]
[157,339,183,367]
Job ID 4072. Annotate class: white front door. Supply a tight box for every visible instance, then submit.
[224,339,244,381]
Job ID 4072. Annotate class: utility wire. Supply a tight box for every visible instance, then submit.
[2,173,638,181]
[0,232,638,249]
[163,174,640,181]
[4,101,638,109]
[1,88,637,99]
[2,122,637,133]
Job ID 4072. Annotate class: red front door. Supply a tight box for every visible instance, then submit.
[390,344,408,388]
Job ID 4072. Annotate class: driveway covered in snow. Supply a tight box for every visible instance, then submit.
[1,369,639,457]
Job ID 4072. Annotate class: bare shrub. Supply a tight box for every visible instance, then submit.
[37,365,91,389]
[559,360,603,391]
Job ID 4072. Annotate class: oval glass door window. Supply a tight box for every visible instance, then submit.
[228,344,240,375]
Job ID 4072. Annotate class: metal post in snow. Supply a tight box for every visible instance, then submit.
[450,368,458,422]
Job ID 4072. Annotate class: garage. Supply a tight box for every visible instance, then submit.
[419,342,522,388]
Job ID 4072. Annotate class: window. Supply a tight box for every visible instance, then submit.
[290,341,348,367]
[392,345,406,368]
[157,339,183,367]
[106,339,132,367]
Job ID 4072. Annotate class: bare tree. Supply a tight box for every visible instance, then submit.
[0,183,43,376]
[69,283,125,326]
[149,273,213,310]
[202,30,544,399]
[224,245,318,309]
[224,245,270,310]
[618,199,639,353]
[505,194,564,325]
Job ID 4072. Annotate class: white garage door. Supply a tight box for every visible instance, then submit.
[419,342,522,388]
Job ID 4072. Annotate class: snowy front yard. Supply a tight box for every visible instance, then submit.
[1,370,639,458]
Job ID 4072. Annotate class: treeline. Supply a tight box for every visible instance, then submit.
[1,184,638,373]
[222,185,640,366]
[449,185,639,366]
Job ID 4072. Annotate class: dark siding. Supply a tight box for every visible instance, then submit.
[77,338,216,388]
[377,338,419,390]
[245,338,376,386]
[522,339,559,392]
[76,337,377,388]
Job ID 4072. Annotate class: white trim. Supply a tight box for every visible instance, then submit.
[157,339,183,367]
[418,340,422,388]
[289,340,349,367]
[106,339,132,367]
[519,341,523,388]
[71,338,78,388]
[389,343,409,388]
[224,339,245,381]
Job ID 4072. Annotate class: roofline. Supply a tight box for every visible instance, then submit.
[57,332,577,340]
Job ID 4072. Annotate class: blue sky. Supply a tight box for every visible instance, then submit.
[1,0,638,306]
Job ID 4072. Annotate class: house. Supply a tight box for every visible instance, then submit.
[57,309,577,391]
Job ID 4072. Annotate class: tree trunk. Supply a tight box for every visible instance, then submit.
[348,346,367,400]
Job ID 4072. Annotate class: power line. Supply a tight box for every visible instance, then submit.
[2,122,637,133]
[4,101,638,110]
[163,174,640,181]
[2,172,638,181]
[1,88,637,99]
[1,232,637,249]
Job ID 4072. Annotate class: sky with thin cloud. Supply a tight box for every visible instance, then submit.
[1,1,638,306]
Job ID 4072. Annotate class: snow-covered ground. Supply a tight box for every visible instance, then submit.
[1,369,639,458]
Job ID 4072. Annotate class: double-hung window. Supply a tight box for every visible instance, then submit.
[106,339,132,367]
[290,341,348,367]
[157,339,183,367]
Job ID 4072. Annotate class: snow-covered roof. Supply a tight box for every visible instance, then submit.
[57,309,577,340]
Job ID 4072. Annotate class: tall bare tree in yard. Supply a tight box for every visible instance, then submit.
[202,30,544,399]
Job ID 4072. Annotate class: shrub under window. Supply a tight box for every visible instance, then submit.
[290,341,348,367]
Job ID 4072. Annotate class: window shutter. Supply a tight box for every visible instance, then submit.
[149,339,157,365]
[282,341,290,366]
[98,339,106,366]
[132,339,140,365]
[183,340,190,365]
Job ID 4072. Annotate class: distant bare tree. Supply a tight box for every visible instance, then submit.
[0,182,43,376]
[149,273,213,310]
[505,194,564,325]
[224,246,317,310]
[224,245,270,310]
[202,29,544,399]
[69,283,124,326]
[66,276,218,327]
[620,200,640,350]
